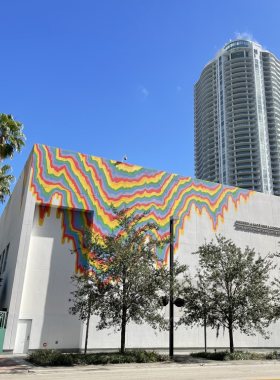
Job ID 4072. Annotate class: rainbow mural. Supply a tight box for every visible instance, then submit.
[38,205,94,272]
[27,143,253,270]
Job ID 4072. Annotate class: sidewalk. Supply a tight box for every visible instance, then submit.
[1,353,280,375]
[0,355,29,374]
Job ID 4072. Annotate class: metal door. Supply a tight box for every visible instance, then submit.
[14,319,32,353]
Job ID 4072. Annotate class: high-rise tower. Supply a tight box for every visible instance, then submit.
[194,39,280,195]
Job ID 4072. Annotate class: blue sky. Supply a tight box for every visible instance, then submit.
[1,0,280,214]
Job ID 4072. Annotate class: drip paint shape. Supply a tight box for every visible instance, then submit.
[56,207,94,273]
[31,144,253,267]
[38,204,51,225]
[38,205,94,273]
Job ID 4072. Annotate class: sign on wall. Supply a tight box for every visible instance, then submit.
[234,221,280,237]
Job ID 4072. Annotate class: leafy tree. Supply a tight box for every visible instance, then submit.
[269,250,280,321]
[0,113,25,161]
[179,279,212,352]
[0,113,25,203]
[0,165,15,203]
[180,235,277,353]
[83,206,186,354]
[69,266,109,354]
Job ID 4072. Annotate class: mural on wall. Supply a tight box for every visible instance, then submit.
[38,204,94,273]
[29,143,253,270]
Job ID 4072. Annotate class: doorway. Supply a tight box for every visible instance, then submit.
[14,319,32,353]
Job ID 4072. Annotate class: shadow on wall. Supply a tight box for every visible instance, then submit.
[18,205,86,352]
[0,280,8,310]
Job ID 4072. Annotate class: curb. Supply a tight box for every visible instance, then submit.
[1,357,280,375]
[9,360,280,374]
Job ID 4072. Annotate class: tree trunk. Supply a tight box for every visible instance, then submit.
[228,323,234,353]
[0,135,3,168]
[84,304,91,354]
[121,277,127,355]
[121,305,127,354]
[204,315,207,353]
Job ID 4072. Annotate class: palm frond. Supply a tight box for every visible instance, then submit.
[0,164,15,203]
[0,113,26,159]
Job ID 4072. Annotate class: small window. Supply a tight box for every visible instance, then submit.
[254,49,258,55]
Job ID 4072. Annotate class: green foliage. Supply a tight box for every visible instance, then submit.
[69,268,109,322]
[69,267,110,354]
[82,205,187,353]
[180,235,277,353]
[190,350,279,361]
[0,113,26,160]
[27,350,74,366]
[0,113,25,203]
[271,256,280,321]
[0,165,15,203]
[27,349,167,366]
[265,350,280,359]
[190,351,227,361]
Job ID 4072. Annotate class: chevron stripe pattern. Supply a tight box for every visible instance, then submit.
[29,144,253,270]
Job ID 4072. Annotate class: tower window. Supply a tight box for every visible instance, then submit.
[231,52,244,59]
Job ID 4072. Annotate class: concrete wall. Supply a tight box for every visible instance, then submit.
[14,193,280,349]
[175,194,280,348]
[17,195,280,350]
[18,205,82,350]
[0,153,37,350]
[1,143,280,351]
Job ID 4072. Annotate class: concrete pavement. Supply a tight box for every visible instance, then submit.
[1,362,280,380]
[0,355,27,373]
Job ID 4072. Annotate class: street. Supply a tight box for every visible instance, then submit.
[1,362,280,380]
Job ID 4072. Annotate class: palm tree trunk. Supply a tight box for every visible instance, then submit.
[0,135,3,168]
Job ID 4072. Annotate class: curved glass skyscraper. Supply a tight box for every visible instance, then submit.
[194,39,280,195]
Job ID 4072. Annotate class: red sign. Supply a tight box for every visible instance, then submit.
[43,343,47,347]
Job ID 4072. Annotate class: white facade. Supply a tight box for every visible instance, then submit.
[194,39,280,196]
[1,144,280,353]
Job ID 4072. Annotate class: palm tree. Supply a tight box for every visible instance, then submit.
[0,165,15,203]
[0,113,26,161]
